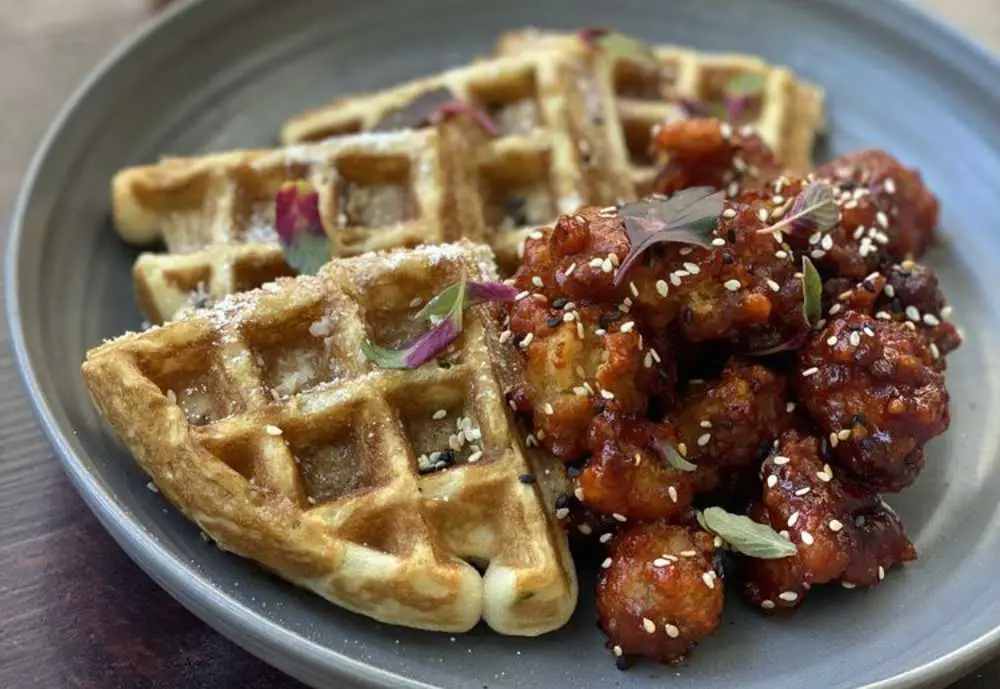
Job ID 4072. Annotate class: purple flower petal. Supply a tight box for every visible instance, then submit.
[467,280,519,303]
[402,317,461,367]
[275,180,322,246]
[430,102,498,137]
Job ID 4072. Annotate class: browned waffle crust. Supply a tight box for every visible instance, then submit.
[83,242,577,635]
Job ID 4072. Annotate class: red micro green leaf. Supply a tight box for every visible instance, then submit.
[615,187,725,284]
[429,101,498,136]
[275,180,330,275]
[756,180,838,236]
[361,278,514,370]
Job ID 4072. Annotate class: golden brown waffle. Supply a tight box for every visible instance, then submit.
[83,241,577,635]
[494,29,826,180]
[115,124,487,321]
[281,48,639,273]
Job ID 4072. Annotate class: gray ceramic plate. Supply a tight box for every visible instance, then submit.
[7,0,1000,687]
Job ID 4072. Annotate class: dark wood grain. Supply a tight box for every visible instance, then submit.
[0,3,997,688]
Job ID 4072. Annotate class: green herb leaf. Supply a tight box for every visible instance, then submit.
[699,506,798,559]
[757,180,838,237]
[615,187,724,284]
[725,72,767,98]
[802,256,823,328]
[361,280,518,369]
[655,438,697,471]
[282,232,331,276]
[578,28,658,71]
[362,281,467,369]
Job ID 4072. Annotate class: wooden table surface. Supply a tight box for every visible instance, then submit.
[0,1,997,687]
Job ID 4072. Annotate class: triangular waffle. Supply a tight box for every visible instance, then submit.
[83,241,577,635]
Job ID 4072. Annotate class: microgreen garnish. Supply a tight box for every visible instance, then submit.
[360,279,517,369]
[802,256,823,328]
[372,87,498,136]
[756,180,838,236]
[655,439,697,472]
[578,28,659,71]
[697,506,798,559]
[275,180,330,275]
[723,72,766,122]
[614,187,724,284]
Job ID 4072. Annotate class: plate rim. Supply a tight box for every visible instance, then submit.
[5,0,1000,687]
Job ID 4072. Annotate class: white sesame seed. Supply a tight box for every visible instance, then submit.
[679,550,697,557]
[601,258,613,273]
[668,485,679,503]
[761,600,775,610]
[884,178,896,194]
[564,262,577,277]
[727,181,740,197]
[265,424,283,436]
[842,581,857,589]
[767,475,778,488]
[876,211,889,229]
[722,207,737,219]
[653,558,670,568]
[905,306,921,322]
[432,409,448,420]
[697,433,712,447]
[642,617,657,634]
[600,389,615,400]
[775,250,789,259]
[923,313,940,326]
[542,403,554,416]
[941,305,953,318]
[655,279,669,297]
[786,402,796,413]
[829,432,839,448]
[811,249,826,259]
[773,455,790,466]
[620,321,635,333]
[801,531,814,545]
[702,572,716,589]
[515,290,530,302]
[589,258,603,268]
[829,303,842,315]
[878,565,885,581]
[723,279,742,292]
[788,511,800,527]
[829,519,844,532]
[576,321,585,339]
[801,367,819,377]
[677,442,688,456]
[795,487,812,496]
[757,208,769,223]
[826,335,838,346]
[779,591,799,602]
[600,533,613,544]
[670,273,682,287]
[712,237,726,247]
[519,333,534,349]
[930,342,941,360]
[612,512,628,522]
[699,420,713,429]
[838,429,851,441]
[765,279,780,293]
[849,332,861,347]
[165,389,177,404]
[665,623,680,638]
[821,234,834,251]
[467,450,483,464]
[612,644,623,657]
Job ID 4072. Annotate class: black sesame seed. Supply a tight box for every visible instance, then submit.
[851,413,867,426]
[555,493,571,509]
[437,450,456,467]
[518,473,536,484]
[727,229,737,243]
[594,402,606,414]
[505,196,528,226]
[552,297,568,309]
[615,656,632,672]
[438,360,452,369]
[722,252,736,265]
[862,280,876,293]
[566,464,583,479]
[546,316,563,328]
[839,180,857,191]
[599,310,622,328]
[683,308,694,324]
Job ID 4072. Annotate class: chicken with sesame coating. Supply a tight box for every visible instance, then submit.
[796,312,950,492]
[742,431,916,612]
[817,149,939,260]
[651,118,782,198]
[597,522,724,666]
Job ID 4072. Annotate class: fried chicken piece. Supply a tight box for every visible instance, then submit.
[797,312,950,492]
[817,149,939,260]
[742,431,916,612]
[672,358,794,477]
[508,296,670,461]
[597,522,723,666]
[820,261,961,366]
[578,406,701,522]
[650,118,781,197]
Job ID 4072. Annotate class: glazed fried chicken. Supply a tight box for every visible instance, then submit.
[597,523,723,666]
[742,431,916,612]
[797,311,950,492]
[651,118,781,197]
